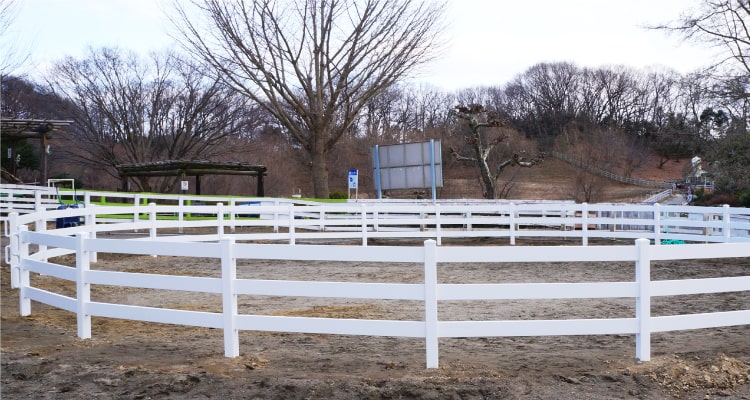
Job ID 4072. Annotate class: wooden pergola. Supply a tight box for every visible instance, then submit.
[116,160,267,196]
[0,118,74,183]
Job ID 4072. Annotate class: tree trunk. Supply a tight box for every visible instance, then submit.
[310,142,330,199]
[478,157,496,199]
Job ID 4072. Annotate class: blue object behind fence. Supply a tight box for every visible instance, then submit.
[56,204,82,228]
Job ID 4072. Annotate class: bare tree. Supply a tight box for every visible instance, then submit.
[0,0,28,76]
[504,62,581,148]
[171,0,447,198]
[450,104,543,199]
[655,0,750,76]
[570,171,606,203]
[47,47,256,192]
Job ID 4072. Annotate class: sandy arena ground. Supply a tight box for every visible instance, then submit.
[2,236,749,399]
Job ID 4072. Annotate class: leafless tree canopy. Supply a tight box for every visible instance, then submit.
[0,0,28,76]
[47,48,257,192]
[655,0,750,76]
[172,0,447,198]
[451,104,543,199]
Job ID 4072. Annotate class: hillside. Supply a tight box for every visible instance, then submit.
[437,155,688,203]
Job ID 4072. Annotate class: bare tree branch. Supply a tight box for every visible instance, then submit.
[450,104,543,199]
[170,0,447,198]
[652,0,750,77]
[47,48,256,192]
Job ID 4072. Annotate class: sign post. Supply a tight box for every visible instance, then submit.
[348,169,358,200]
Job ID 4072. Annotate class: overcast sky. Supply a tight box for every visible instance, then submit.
[7,0,717,90]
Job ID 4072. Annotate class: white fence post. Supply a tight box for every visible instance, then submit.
[361,203,368,246]
[35,204,48,263]
[273,199,280,233]
[86,205,98,263]
[581,203,588,246]
[435,205,442,246]
[654,203,661,245]
[635,238,651,361]
[149,203,157,239]
[723,204,731,242]
[289,204,295,245]
[217,203,225,237]
[221,236,239,357]
[7,213,19,288]
[34,191,43,211]
[18,226,30,315]
[76,232,92,339]
[703,211,710,243]
[229,199,236,233]
[509,203,516,245]
[178,196,185,234]
[423,239,439,368]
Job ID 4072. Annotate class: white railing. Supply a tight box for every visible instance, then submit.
[3,200,750,368]
[3,199,750,244]
[642,189,673,204]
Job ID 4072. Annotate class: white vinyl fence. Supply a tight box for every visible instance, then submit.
[3,196,750,368]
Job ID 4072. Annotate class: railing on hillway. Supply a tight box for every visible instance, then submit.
[3,199,750,368]
[551,151,676,188]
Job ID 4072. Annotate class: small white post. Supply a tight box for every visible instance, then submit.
[704,212,710,243]
[435,205,441,246]
[178,196,184,234]
[722,204,731,242]
[635,238,651,361]
[509,203,516,245]
[35,204,48,263]
[149,202,157,238]
[653,203,661,245]
[273,199,280,233]
[320,210,326,232]
[149,203,158,257]
[229,199,236,233]
[18,226,30,315]
[581,203,588,246]
[8,213,19,288]
[559,207,566,239]
[217,203,225,237]
[76,232,92,339]
[86,205,97,263]
[288,203,296,245]
[360,203,368,246]
[35,191,43,211]
[221,237,239,357]
[423,239,439,368]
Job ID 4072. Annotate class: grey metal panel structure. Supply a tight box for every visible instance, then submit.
[374,141,442,190]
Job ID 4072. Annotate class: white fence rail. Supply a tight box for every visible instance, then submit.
[3,195,750,368]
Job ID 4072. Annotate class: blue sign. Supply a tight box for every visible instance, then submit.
[348,169,358,189]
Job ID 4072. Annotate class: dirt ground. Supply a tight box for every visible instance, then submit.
[2,236,749,400]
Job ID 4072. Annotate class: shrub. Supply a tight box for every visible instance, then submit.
[704,193,738,206]
[329,190,348,199]
[737,189,750,208]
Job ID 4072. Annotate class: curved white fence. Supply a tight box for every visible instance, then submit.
[3,199,750,368]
